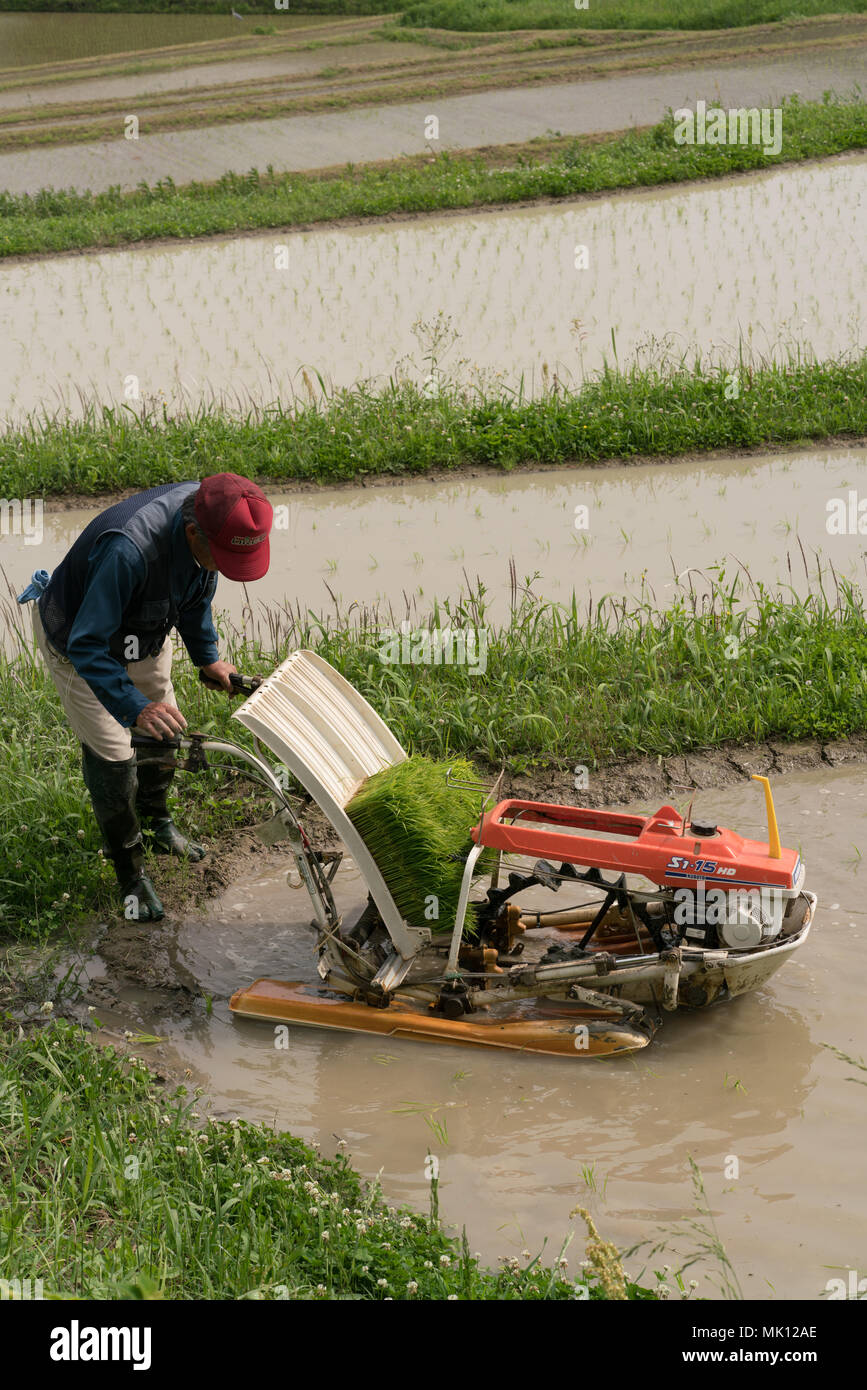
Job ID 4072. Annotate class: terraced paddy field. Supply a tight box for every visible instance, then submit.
[0,3,865,1317]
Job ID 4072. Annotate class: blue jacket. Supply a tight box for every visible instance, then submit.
[37,483,219,727]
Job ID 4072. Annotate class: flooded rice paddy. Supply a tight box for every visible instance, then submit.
[4,446,865,637]
[2,48,866,196]
[0,43,427,113]
[71,766,867,1299]
[3,17,865,1297]
[0,12,321,69]
[2,155,862,422]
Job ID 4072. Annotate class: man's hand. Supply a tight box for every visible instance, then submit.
[199,660,239,694]
[135,701,187,741]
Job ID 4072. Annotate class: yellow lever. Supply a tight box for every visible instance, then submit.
[751,775,782,859]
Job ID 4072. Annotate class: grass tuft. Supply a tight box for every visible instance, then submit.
[0,94,864,258]
[0,1017,652,1299]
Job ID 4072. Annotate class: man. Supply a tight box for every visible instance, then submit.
[19,473,274,924]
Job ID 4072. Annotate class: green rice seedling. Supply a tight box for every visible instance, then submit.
[0,94,864,261]
[345,755,491,936]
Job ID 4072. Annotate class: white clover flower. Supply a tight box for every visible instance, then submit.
[447,1294,458,1301]
[233,1182,241,1189]
[361,1266,369,1274]
[439,1255,450,1267]
[376,1279,388,1289]
[310,1207,319,1217]
[423,1261,433,1270]
[87,1006,96,1013]
[400,1217,412,1229]
[40,1001,54,1013]
[175,1145,188,1155]
[406,1281,418,1295]
[321,1230,330,1243]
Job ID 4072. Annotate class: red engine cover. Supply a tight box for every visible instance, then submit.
[473,800,802,891]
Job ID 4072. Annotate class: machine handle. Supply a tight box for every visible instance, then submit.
[198,670,263,695]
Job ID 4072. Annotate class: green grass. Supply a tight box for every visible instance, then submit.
[1,562,863,939]
[0,1017,653,1298]
[2,96,864,258]
[3,0,864,21]
[346,755,491,934]
[399,0,867,31]
[2,353,866,498]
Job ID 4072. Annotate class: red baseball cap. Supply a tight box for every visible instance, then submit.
[194,473,273,581]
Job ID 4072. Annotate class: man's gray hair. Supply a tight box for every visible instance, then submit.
[182,489,205,536]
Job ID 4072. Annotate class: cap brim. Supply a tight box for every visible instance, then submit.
[211,537,270,582]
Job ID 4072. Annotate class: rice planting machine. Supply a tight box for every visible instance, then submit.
[167,651,816,1058]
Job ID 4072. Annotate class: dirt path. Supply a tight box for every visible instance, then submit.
[1,37,864,194]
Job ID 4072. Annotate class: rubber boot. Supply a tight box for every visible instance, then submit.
[135,757,206,862]
[81,744,165,923]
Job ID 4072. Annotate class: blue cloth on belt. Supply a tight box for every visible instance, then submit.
[17,569,51,603]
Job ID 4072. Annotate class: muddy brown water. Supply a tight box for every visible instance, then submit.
[1,156,862,421]
[65,766,867,1298]
[3,446,865,640]
[2,49,865,196]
